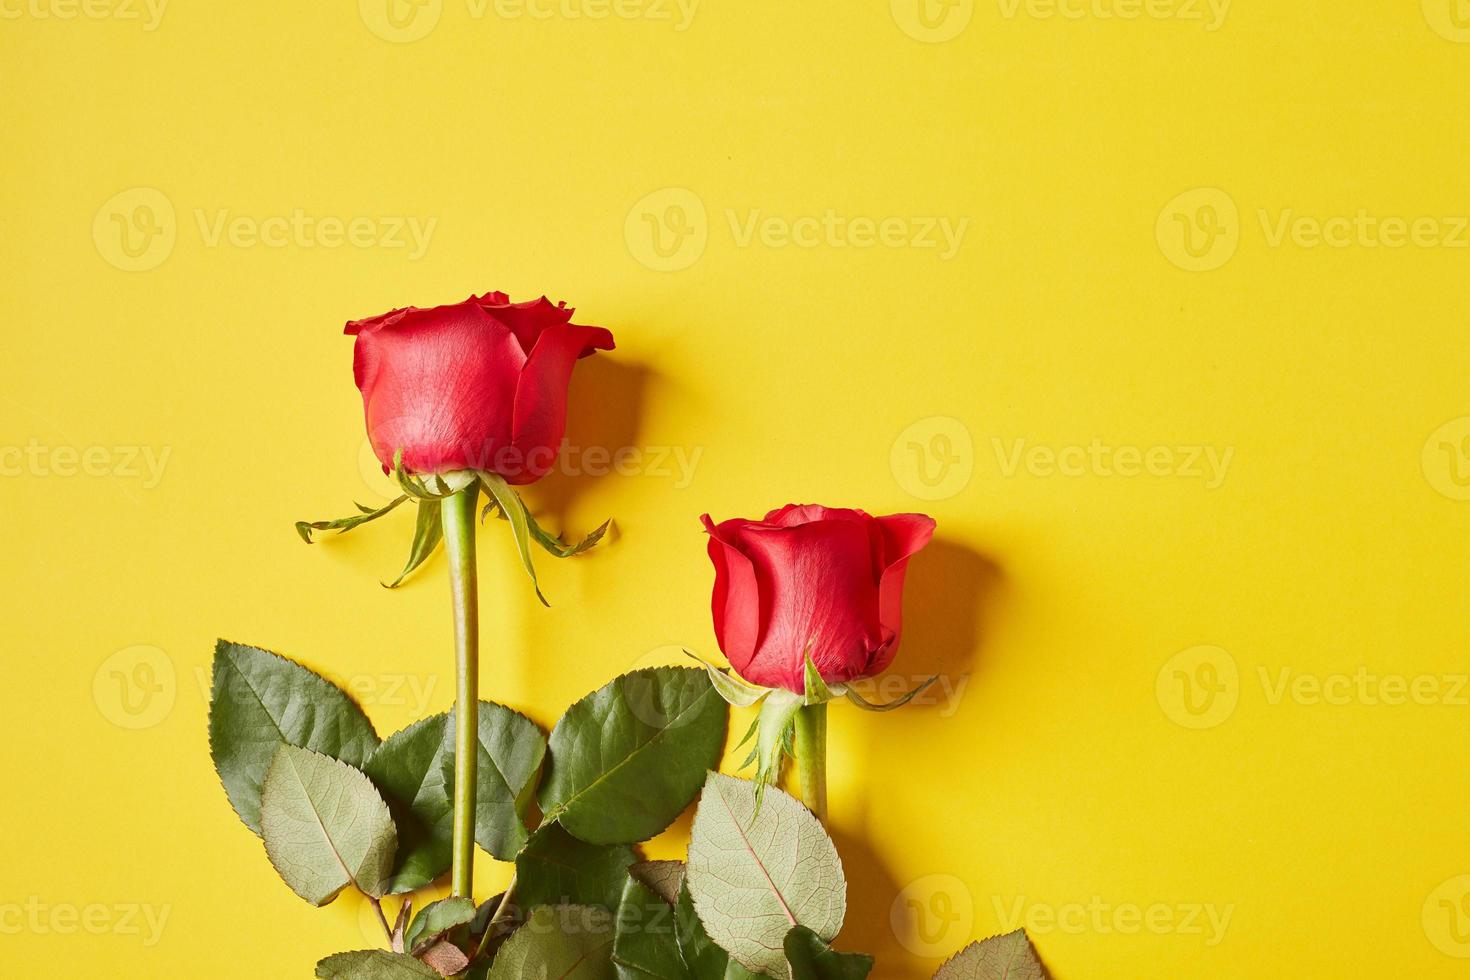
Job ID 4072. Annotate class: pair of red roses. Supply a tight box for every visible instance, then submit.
[349,292,935,694]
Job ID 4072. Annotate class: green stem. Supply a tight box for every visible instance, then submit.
[793,702,828,822]
[475,870,519,959]
[442,482,480,900]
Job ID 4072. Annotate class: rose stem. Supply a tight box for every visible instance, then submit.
[442,481,481,900]
[793,702,829,822]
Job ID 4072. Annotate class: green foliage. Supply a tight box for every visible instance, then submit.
[259,745,396,905]
[673,884,761,980]
[613,877,687,980]
[783,927,873,979]
[296,495,410,544]
[440,701,547,861]
[933,930,1045,980]
[487,905,616,979]
[686,775,846,979]
[516,823,638,911]
[404,896,476,955]
[315,950,443,979]
[363,715,454,894]
[209,640,380,835]
[384,498,443,588]
[540,667,729,845]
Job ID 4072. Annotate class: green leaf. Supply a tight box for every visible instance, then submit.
[686,774,846,979]
[673,883,761,980]
[844,676,938,712]
[384,498,443,588]
[516,822,638,911]
[613,877,688,980]
[933,930,1045,980]
[540,667,730,845]
[684,651,770,709]
[628,861,685,906]
[440,701,548,861]
[296,494,410,543]
[404,896,477,955]
[259,745,396,905]
[477,471,549,606]
[316,950,443,979]
[363,714,454,894]
[488,905,616,980]
[783,927,872,979]
[526,508,613,558]
[209,639,380,835]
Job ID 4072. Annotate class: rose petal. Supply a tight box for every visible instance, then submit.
[507,323,615,483]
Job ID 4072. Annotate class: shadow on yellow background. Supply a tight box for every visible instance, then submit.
[5,0,1470,977]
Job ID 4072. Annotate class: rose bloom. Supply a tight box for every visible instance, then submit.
[347,292,614,483]
[701,504,936,693]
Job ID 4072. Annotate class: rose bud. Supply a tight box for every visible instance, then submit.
[701,504,936,694]
[346,292,614,483]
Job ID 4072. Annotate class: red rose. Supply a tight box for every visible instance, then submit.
[347,292,614,483]
[701,504,936,693]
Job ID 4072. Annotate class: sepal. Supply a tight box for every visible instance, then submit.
[295,494,409,543]
[685,650,772,708]
[475,471,549,606]
[383,498,444,588]
[845,675,938,712]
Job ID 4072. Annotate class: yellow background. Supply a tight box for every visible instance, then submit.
[4,1,1470,976]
